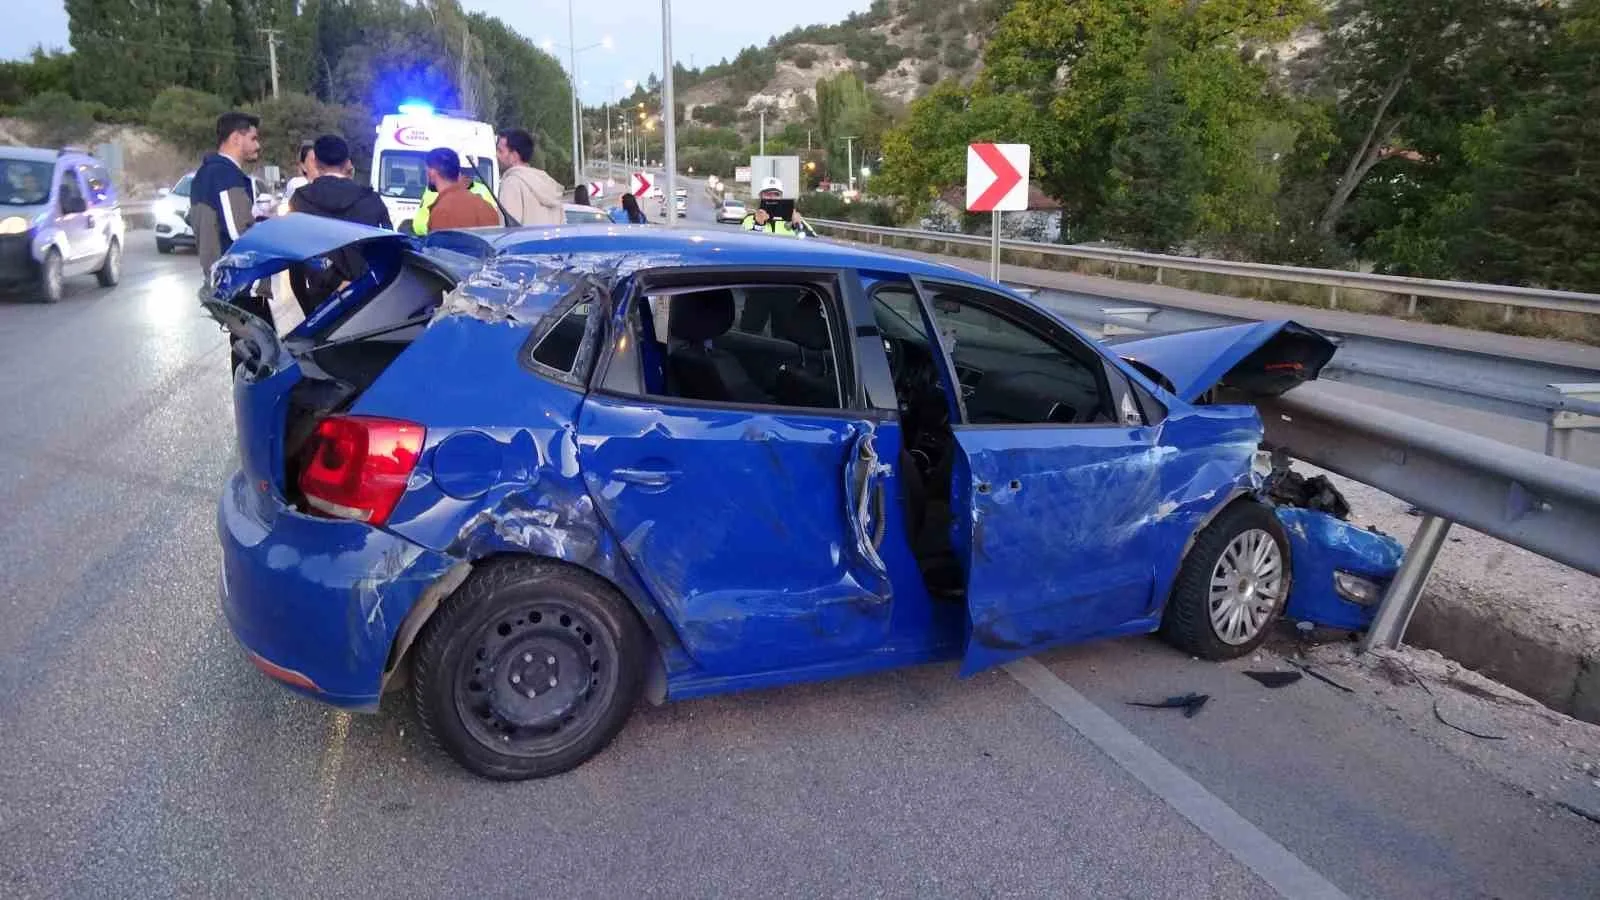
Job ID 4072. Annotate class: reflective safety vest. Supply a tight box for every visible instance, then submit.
[411,179,497,235]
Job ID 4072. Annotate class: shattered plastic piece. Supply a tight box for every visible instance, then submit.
[1129,693,1210,718]
[1244,670,1303,689]
[1265,468,1351,519]
[1289,661,1356,694]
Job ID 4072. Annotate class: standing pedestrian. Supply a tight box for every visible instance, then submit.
[191,111,261,281]
[572,183,590,206]
[424,147,500,231]
[495,128,563,226]
[609,192,649,224]
[277,140,314,215]
[284,134,394,314]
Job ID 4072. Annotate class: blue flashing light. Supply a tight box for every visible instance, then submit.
[397,100,434,117]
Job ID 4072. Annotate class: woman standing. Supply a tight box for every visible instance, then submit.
[609,192,649,224]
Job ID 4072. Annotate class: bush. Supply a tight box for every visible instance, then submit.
[16,90,99,146]
[146,86,230,155]
[248,93,354,175]
[919,63,941,85]
[693,103,738,127]
[791,47,819,69]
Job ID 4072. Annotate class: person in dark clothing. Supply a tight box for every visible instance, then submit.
[191,111,261,283]
[287,134,394,312]
[610,192,649,224]
[572,183,590,206]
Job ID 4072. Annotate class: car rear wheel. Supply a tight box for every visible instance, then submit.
[96,238,121,287]
[1160,502,1289,660]
[39,249,63,303]
[412,559,647,780]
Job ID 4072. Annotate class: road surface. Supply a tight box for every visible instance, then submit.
[1,236,1596,898]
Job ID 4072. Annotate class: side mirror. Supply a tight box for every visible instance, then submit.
[61,196,87,215]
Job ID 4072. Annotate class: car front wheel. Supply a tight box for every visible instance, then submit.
[39,249,63,303]
[412,559,647,780]
[1160,501,1289,660]
[96,238,121,287]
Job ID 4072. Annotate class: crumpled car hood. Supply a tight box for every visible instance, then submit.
[1113,320,1337,403]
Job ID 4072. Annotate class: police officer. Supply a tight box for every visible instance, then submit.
[740,177,809,237]
[409,161,498,235]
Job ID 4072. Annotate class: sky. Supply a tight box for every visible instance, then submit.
[2,1,872,105]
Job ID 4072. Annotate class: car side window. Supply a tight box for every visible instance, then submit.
[621,282,852,411]
[83,165,113,205]
[528,300,593,375]
[919,282,1121,426]
[57,169,84,211]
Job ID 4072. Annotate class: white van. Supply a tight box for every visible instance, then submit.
[371,104,499,229]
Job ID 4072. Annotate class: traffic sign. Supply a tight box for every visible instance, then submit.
[587,181,604,200]
[966,143,1029,212]
[632,171,653,197]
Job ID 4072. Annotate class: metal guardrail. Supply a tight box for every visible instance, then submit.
[1255,381,1600,649]
[809,218,1600,318]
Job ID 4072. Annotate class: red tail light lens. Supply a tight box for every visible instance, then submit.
[298,416,425,526]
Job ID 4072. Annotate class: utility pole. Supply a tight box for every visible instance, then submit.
[661,0,678,228]
[841,136,858,191]
[605,86,613,181]
[759,109,766,156]
[259,28,281,100]
[566,2,581,186]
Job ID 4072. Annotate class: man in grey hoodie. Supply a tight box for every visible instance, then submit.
[495,129,564,227]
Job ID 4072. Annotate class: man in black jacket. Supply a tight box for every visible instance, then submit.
[287,134,393,312]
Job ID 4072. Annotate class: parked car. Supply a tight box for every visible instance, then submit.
[205,218,1404,780]
[715,197,748,225]
[0,146,124,302]
[153,174,195,254]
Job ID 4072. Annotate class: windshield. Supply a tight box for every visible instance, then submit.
[0,159,54,206]
[173,175,193,197]
[379,150,494,201]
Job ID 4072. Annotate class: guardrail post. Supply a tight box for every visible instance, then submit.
[1328,285,1340,309]
[1503,305,1515,324]
[1361,514,1453,652]
[1406,294,1418,316]
[1545,383,1600,460]
[1154,267,1164,285]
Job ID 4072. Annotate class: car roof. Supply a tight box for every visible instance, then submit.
[0,147,71,164]
[466,224,991,283]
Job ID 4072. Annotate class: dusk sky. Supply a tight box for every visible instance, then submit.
[3,1,872,105]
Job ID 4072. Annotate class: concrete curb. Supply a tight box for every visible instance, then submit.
[1408,588,1600,725]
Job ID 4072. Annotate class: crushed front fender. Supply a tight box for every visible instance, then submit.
[1278,506,1405,631]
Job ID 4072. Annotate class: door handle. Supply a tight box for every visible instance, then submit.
[611,467,678,488]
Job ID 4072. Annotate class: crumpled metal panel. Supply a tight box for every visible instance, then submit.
[958,405,1265,675]
[1277,506,1405,631]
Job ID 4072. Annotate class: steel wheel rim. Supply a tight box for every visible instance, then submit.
[1208,528,1285,645]
[453,599,619,757]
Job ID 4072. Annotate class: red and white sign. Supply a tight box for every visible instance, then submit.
[631,171,653,197]
[966,143,1030,213]
[393,126,431,147]
[586,181,604,200]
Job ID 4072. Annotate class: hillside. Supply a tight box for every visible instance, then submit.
[677,0,1005,122]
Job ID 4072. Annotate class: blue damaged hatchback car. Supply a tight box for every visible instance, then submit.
[206,215,1403,780]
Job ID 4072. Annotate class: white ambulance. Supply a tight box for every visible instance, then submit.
[371,103,499,230]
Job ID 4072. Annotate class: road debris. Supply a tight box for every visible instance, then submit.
[1129,693,1209,718]
[1243,670,1303,689]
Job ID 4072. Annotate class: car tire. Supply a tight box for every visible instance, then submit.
[412,559,648,780]
[96,238,121,287]
[1159,501,1289,661]
[39,249,63,303]
[156,239,173,255]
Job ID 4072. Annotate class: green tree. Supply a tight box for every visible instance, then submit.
[147,86,231,153]
[1105,63,1201,251]
[1450,1,1600,290]
[16,90,99,146]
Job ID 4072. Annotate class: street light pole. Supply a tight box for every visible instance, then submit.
[661,0,678,227]
[566,1,581,186]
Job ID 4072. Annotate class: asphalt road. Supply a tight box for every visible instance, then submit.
[2,236,1597,899]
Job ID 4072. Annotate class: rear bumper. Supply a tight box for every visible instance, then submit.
[217,470,457,709]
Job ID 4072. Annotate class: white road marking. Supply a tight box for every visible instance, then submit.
[1005,657,1350,900]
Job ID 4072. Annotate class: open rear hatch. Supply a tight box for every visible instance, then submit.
[203,215,471,498]
[1110,320,1336,402]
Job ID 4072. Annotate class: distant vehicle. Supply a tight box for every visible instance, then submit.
[674,194,687,218]
[372,102,499,230]
[563,204,610,225]
[0,146,124,303]
[153,174,194,254]
[715,197,747,225]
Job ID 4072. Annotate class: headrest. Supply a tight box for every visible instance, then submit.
[668,289,735,342]
[778,292,831,351]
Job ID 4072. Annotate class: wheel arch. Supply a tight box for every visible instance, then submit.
[1157,489,1294,615]
[382,551,674,705]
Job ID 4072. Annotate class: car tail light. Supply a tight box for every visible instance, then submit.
[298,416,425,526]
